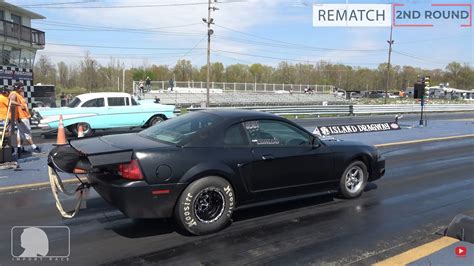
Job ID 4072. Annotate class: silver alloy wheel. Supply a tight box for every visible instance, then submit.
[345,165,364,193]
[193,188,225,224]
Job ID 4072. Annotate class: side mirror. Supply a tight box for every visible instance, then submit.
[312,137,321,149]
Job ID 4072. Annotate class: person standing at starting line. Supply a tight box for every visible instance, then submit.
[145,76,151,92]
[9,82,41,156]
[0,86,10,122]
[0,86,11,142]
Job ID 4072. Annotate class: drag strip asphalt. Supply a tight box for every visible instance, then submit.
[0,137,472,265]
[1,134,472,193]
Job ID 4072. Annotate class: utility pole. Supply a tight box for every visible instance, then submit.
[385,25,394,104]
[122,68,125,92]
[203,0,218,107]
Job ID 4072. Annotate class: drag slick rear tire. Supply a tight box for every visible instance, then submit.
[339,160,368,199]
[174,176,235,235]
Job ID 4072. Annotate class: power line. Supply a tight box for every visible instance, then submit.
[35,20,202,31]
[42,28,202,36]
[38,52,204,60]
[214,24,387,52]
[35,21,203,36]
[39,50,204,56]
[212,51,379,71]
[214,35,387,55]
[21,1,245,9]
[47,42,207,50]
[212,53,254,64]
[19,0,99,7]
[392,50,453,65]
[181,36,207,59]
[213,49,382,66]
[394,34,474,45]
[214,38,387,58]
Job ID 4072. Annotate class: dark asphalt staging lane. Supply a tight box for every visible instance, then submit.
[0,138,473,265]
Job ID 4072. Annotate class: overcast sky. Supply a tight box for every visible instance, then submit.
[11,0,474,69]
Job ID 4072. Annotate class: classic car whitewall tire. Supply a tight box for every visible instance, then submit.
[148,115,165,127]
[70,123,94,137]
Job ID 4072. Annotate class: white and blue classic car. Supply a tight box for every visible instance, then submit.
[34,92,177,136]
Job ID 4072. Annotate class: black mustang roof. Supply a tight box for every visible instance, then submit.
[199,108,279,120]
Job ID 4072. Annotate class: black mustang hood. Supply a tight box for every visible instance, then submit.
[323,139,378,157]
[322,139,366,147]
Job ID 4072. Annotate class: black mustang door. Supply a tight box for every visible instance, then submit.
[243,120,334,192]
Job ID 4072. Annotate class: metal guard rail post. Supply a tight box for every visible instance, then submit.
[188,104,474,116]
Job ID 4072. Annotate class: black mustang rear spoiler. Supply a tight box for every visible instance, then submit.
[86,150,133,168]
[69,138,133,168]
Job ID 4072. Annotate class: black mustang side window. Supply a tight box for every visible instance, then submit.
[140,112,221,144]
[224,124,247,146]
[244,120,310,146]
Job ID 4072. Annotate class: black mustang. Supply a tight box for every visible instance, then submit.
[49,109,385,235]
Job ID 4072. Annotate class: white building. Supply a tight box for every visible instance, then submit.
[0,0,45,106]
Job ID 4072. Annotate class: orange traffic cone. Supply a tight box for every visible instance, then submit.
[56,115,67,145]
[77,124,84,138]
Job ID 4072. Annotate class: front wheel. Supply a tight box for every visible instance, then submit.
[174,176,235,235]
[147,115,165,127]
[339,160,368,199]
[70,123,94,137]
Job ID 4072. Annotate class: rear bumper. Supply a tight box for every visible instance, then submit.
[38,124,53,130]
[88,174,187,218]
[369,156,386,181]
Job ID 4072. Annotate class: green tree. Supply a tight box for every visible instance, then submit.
[225,64,250,82]
[33,55,57,85]
[151,64,171,80]
[57,61,69,88]
[211,62,225,82]
[79,52,99,91]
[273,62,295,84]
[173,59,193,81]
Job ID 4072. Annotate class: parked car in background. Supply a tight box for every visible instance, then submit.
[367,91,385,98]
[34,92,177,136]
[349,92,362,99]
[334,90,346,98]
[387,93,400,99]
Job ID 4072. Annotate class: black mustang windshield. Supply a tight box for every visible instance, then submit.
[139,112,221,145]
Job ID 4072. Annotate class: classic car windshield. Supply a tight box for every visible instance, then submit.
[67,97,81,107]
[139,112,221,144]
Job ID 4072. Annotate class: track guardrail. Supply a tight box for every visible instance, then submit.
[188,104,474,116]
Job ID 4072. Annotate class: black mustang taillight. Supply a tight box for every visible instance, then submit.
[117,159,144,180]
